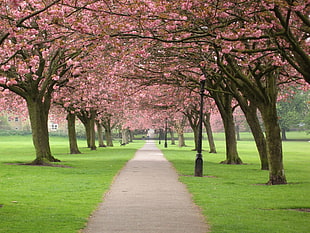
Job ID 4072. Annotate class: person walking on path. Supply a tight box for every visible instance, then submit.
[82,140,209,233]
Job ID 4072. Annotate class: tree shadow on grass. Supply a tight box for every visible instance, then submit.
[260,208,310,213]
[5,162,73,168]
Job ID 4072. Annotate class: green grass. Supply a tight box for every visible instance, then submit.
[183,130,310,141]
[159,133,310,233]
[1,133,309,233]
[0,136,144,233]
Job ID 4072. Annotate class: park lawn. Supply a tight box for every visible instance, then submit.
[160,133,310,233]
[0,135,144,233]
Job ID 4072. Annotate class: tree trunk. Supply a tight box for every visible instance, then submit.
[243,104,269,170]
[219,52,286,183]
[192,126,199,151]
[260,106,287,184]
[203,112,217,153]
[101,116,114,147]
[96,121,106,147]
[104,126,114,147]
[89,112,97,150]
[128,129,133,142]
[215,93,242,164]
[173,116,187,147]
[235,124,240,141]
[234,89,269,170]
[281,128,287,141]
[178,133,186,147]
[169,129,176,145]
[122,128,129,144]
[256,74,287,184]
[84,121,91,148]
[221,110,242,164]
[77,111,97,150]
[26,98,60,164]
[67,112,81,154]
[184,110,199,151]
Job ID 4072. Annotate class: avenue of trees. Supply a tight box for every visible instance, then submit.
[0,0,309,185]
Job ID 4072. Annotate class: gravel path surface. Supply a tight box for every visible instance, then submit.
[82,140,209,233]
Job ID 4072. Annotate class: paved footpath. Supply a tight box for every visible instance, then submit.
[82,140,209,233]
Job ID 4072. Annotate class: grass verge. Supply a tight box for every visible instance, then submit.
[0,135,144,233]
[159,133,310,233]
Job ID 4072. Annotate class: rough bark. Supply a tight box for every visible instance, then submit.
[26,97,60,164]
[261,105,287,184]
[256,75,287,184]
[67,112,81,154]
[218,53,286,184]
[214,92,242,164]
[231,87,269,170]
[77,110,97,150]
[243,105,269,170]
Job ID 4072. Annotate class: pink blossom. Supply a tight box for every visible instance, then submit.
[222,47,232,54]
[42,50,49,59]
[0,77,6,84]
[52,75,60,81]
[2,65,11,71]
[7,79,17,86]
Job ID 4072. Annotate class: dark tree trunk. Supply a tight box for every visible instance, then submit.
[96,121,106,147]
[221,110,242,164]
[260,105,287,184]
[67,112,81,154]
[281,128,287,141]
[88,112,97,150]
[26,97,60,164]
[231,86,269,170]
[101,117,114,147]
[203,112,217,153]
[128,129,133,142]
[85,122,91,148]
[243,104,269,170]
[77,110,97,150]
[252,74,287,184]
[192,126,199,151]
[214,93,242,164]
[184,110,199,151]
[104,126,114,147]
[218,52,286,184]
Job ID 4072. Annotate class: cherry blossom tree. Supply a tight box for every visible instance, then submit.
[0,0,101,164]
[105,0,310,183]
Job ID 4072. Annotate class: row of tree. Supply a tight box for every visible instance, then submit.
[0,0,309,185]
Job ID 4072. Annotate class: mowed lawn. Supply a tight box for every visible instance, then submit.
[0,135,143,233]
[160,131,310,233]
[1,133,309,233]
